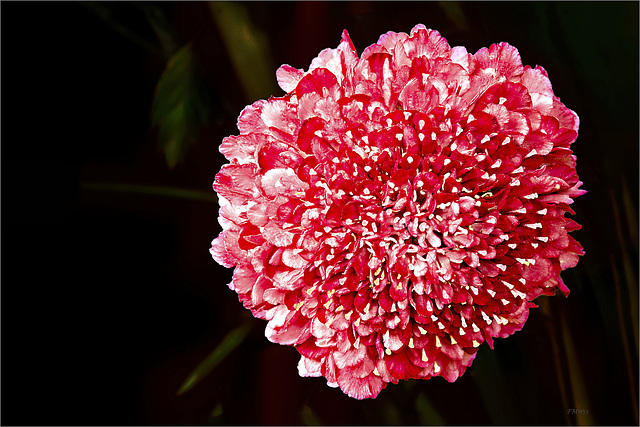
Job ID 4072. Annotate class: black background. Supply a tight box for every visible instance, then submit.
[2,2,638,425]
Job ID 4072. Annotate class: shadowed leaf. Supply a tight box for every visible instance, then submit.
[152,43,211,169]
[177,323,252,396]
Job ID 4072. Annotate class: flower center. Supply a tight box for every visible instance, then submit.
[299,107,491,327]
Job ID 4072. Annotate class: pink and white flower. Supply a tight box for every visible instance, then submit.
[211,24,585,399]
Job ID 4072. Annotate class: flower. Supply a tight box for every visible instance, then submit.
[210,24,585,399]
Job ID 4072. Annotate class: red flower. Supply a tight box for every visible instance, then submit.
[211,24,585,399]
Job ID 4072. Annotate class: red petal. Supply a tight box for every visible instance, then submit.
[384,348,423,380]
[238,224,266,250]
[210,234,235,268]
[213,164,260,205]
[237,99,268,134]
[522,255,554,282]
[219,133,263,163]
[473,42,524,79]
[266,309,311,345]
[297,338,331,359]
[258,140,303,171]
[297,117,326,154]
[262,221,294,247]
[260,167,308,198]
[295,67,339,98]
[276,64,304,93]
[337,369,385,399]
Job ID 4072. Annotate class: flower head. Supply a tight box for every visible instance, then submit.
[211,24,585,399]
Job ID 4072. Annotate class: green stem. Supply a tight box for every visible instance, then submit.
[177,323,252,396]
[82,181,218,203]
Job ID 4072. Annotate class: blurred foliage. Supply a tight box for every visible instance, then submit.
[80,2,166,58]
[300,404,323,426]
[133,2,180,60]
[152,42,212,169]
[437,1,470,32]
[611,254,638,422]
[208,1,279,102]
[561,312,594,426]
[612,179,640,351]
[177,322,251,396]
[82,182,217,203]
[416,391,446,425]
[472,343,520,424]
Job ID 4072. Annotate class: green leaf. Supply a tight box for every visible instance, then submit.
[151,43,211,169]
[177,323,252,396]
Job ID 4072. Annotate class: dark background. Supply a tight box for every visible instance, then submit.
[2,2,638,425]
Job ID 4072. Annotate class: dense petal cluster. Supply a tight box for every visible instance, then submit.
[211,24,585,399]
